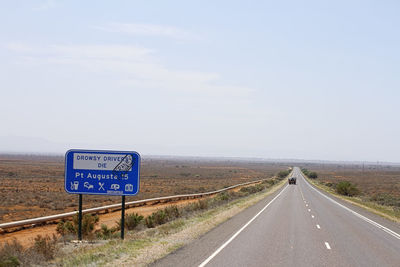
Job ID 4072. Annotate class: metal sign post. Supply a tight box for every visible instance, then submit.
[64,149,140,240]
[121,195,125,239]
[78,194,82,240]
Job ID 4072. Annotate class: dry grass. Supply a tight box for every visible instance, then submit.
[0,234,60,266]
[59,178,288,267]
[301,163,400,221]
[301,163,400,198]
[0,155,287,223]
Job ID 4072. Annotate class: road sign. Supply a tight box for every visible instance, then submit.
[65,149,140,196]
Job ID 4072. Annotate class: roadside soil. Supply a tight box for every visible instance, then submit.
[0,183,257,247]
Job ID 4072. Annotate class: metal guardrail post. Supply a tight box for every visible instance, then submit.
[0,178,269,231]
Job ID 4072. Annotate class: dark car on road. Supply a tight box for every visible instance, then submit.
[288,176,296,185]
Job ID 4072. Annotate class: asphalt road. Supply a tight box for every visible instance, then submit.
[152,167,400,267]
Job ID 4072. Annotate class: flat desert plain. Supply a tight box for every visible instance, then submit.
[0,155,287,223]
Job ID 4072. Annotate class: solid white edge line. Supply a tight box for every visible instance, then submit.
[198,184,289,267]
[301,172,400,240]
[325,242,331,250]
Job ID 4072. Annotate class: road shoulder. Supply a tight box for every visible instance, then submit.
[58,179,288,266]
[150,179,288,267]
[302,174,400,237]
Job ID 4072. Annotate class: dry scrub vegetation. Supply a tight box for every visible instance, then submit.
[302,163,400,198]
[301,163,400,218]
[0,155,287,223]
[0,178,285,266]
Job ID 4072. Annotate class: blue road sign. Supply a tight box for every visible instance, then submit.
[65,149,140,196]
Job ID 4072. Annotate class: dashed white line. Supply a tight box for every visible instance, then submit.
[306,204,308,207]
[308,209,311,212]
[311,215,315,218]
[301,171,400,240]
[316,224,321,229]
[325,242,331,250]
[299,187,306,201]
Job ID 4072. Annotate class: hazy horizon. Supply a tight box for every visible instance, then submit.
[1,140,400,166]
[2,1,400,162]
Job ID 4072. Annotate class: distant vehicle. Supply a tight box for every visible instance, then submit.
[288,176,296,185]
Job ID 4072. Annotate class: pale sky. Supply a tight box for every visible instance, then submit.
[1,1,399,162]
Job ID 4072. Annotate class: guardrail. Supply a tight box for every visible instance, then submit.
[0,178,268,231]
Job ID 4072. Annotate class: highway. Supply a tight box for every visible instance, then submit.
[152,167,400,267]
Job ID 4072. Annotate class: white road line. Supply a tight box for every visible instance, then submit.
[299,186,305,200]
[311,215,315,218]
[317,224,321,229]
[306,204,308,207]
[198,185,289,267]
[301,172,400,240]
[308,209,311,212]
[325,242,331,250]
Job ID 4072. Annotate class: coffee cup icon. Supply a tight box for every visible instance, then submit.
[71,181,79,190]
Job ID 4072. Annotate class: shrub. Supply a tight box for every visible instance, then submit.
[215,192,231,201]
[255,184,265,191]
[32,234,58,260]
[164,205,180,220]
[144,205,183,228]
[239,184,265,194]
[153,210,167,225]
[239,186,250,194]
[145,210,168,228]
[56,214,99,239]
[0,240,23,267]
[56,220,75,237]
[198,199,209,210]
[145,216,155,228]
[308,172,318,179]
[262,179,276,186]
[324,182,334,188]
[301,168,318,179]
[301,168,310,176]
[121,213,144,230]
[228,191,242,198]
[277,170,291,179]
[336,181,360,196]
[74,214,99,238]
[0,255,20,267]
[370,194,400,207]
[0,235,59,265]
[238,188,250,197]
[100,224,113,238]
[183,202,200,213]
[96,224,118,239]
